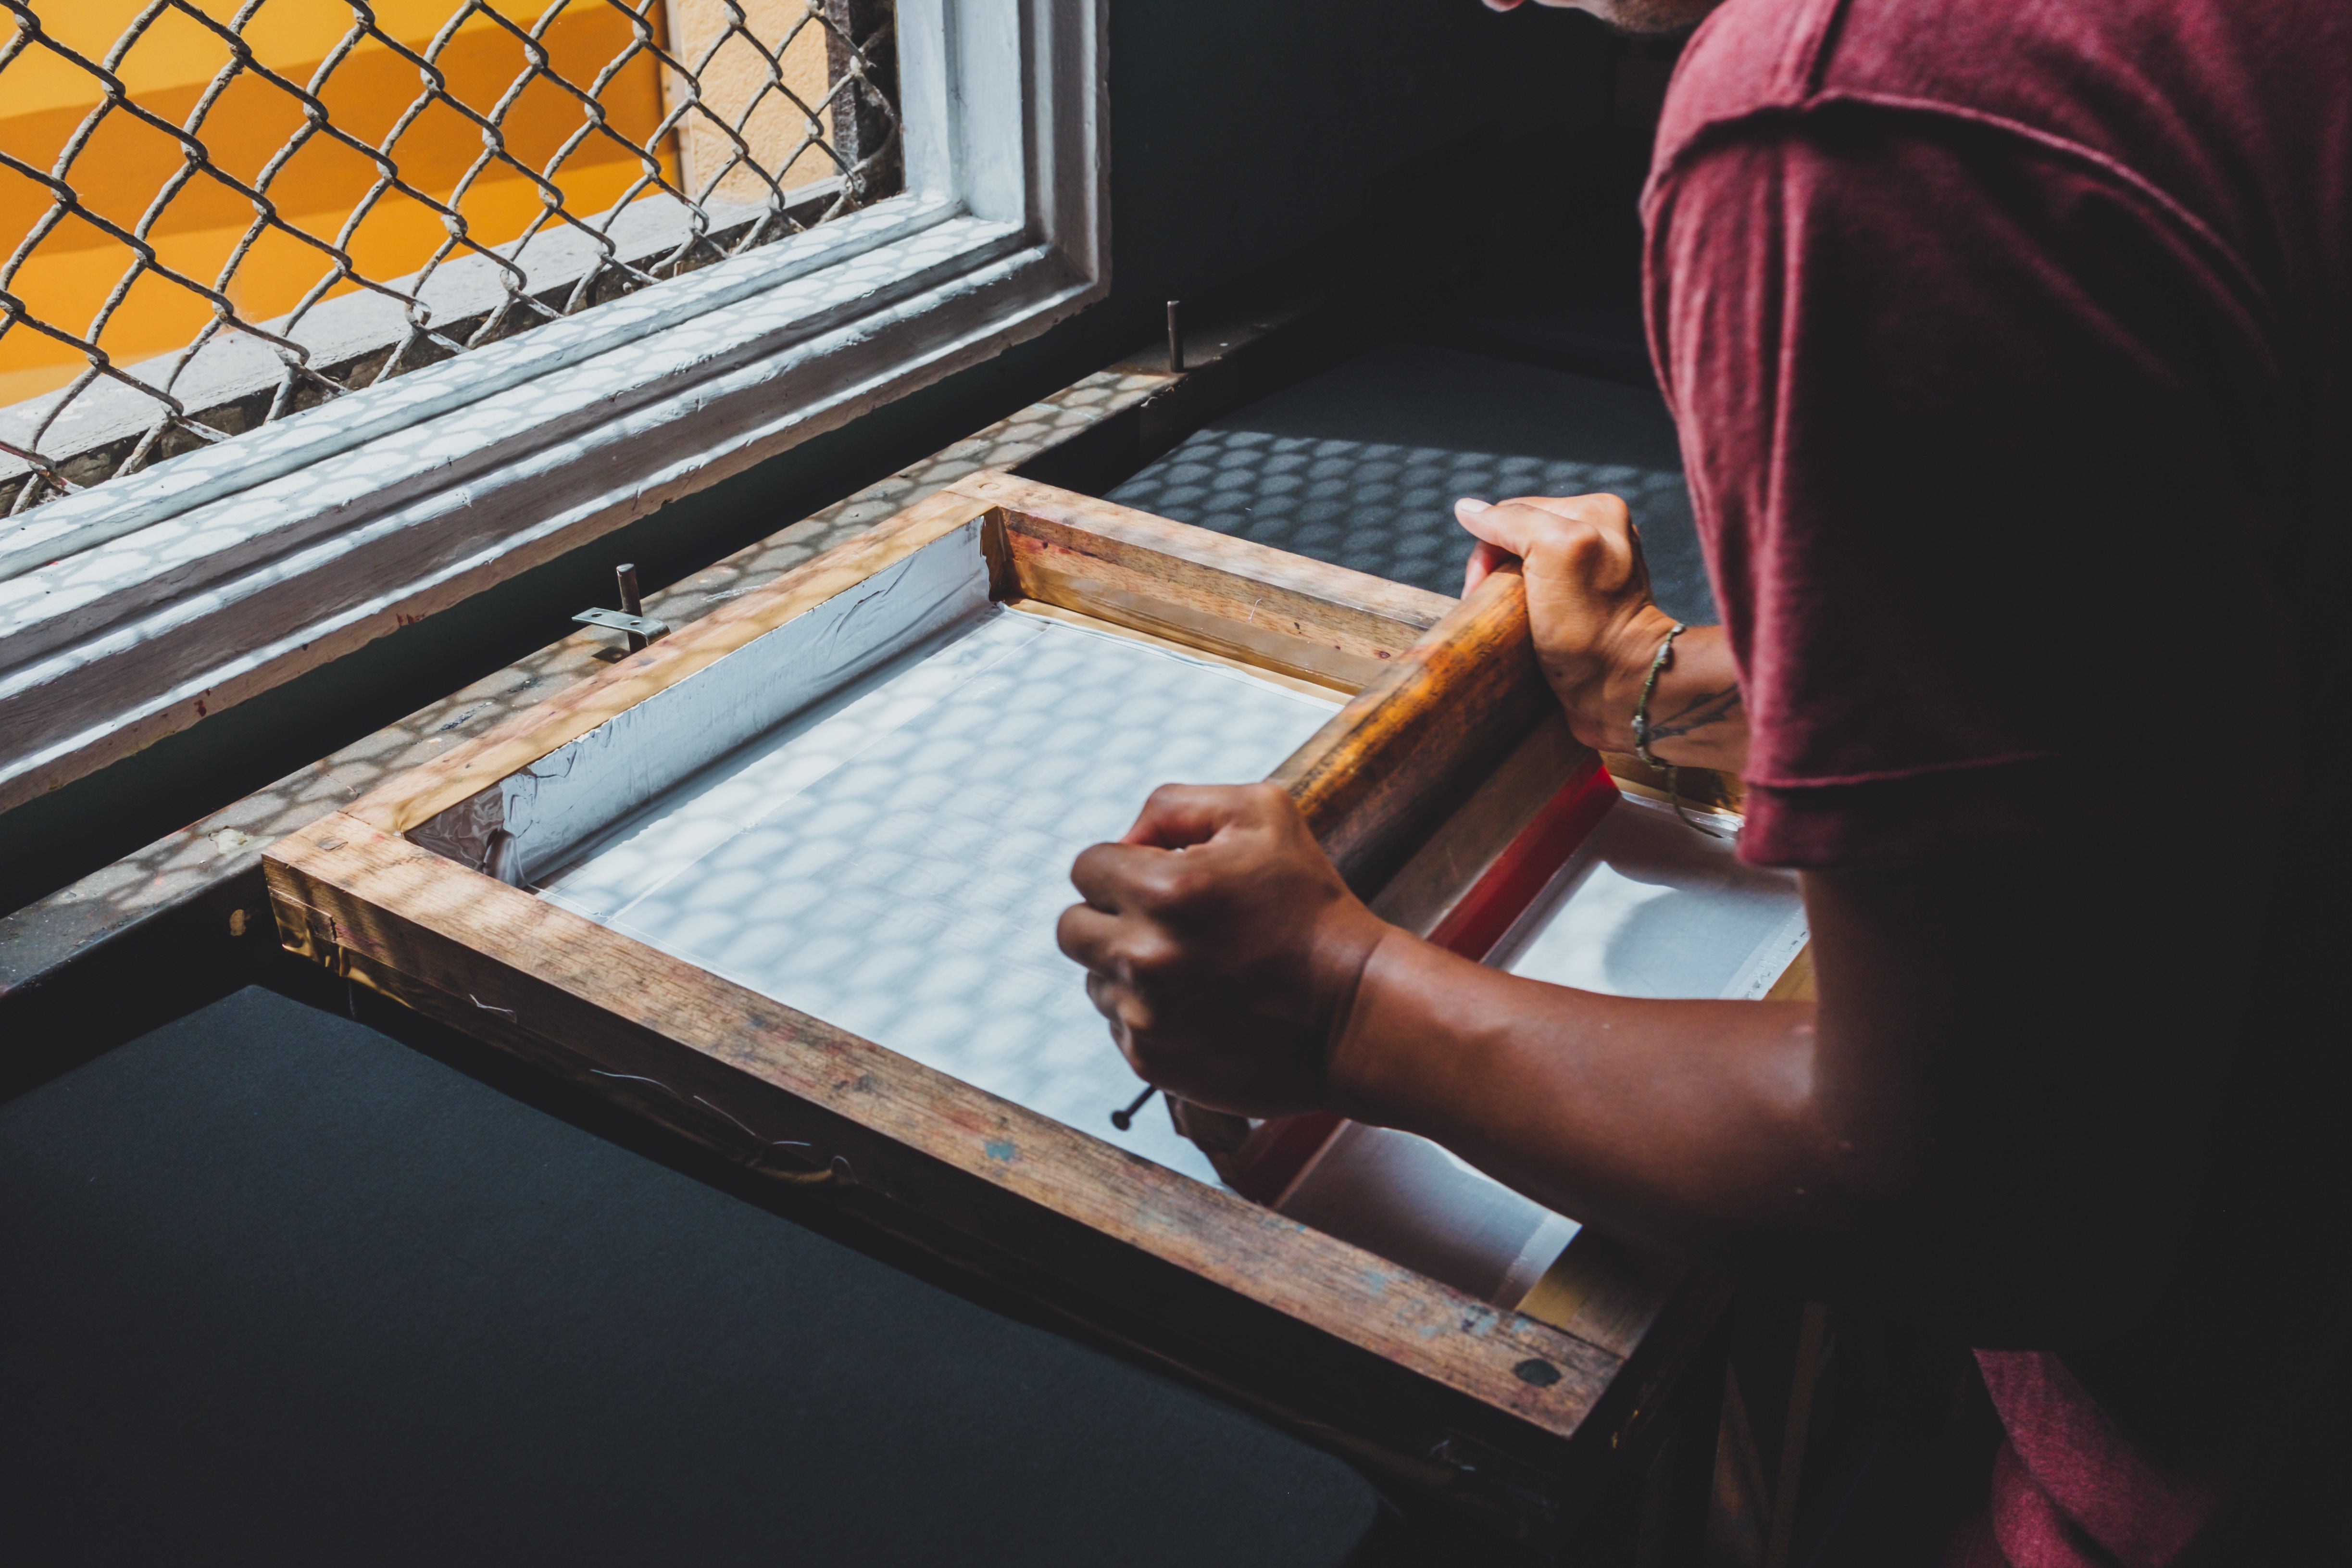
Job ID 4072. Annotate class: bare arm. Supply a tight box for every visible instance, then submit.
[1321,869,1963,1297]
[1059,490,2226,1340]
[1061,784,2225,1342]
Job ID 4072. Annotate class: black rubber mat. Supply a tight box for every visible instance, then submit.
[1108,341,1715,624]
[0,986,1376,1567]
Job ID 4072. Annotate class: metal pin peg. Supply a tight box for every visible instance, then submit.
[575,564,671,652]
[616,562,649,652]
[1110,1085,1156,1131]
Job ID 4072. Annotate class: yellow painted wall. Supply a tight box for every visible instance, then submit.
[662,0,835,206]
[0,0,695,407]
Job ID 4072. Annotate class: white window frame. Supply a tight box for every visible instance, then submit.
[0,0,1107,815]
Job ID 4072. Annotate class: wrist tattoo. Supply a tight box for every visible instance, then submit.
[1648,686,1742,744]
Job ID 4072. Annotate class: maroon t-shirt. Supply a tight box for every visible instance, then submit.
[1644,0,2348,1562]
[1650,0,2345,866]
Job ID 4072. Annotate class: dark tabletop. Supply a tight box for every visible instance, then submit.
[0,987,1377,1566]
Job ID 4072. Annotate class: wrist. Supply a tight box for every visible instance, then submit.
[1320,923,1468,1130]
[1561,603,1682,753]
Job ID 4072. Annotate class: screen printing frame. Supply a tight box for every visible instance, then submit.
[263,472,1730,1543]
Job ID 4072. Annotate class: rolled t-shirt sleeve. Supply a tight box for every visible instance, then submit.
[1645,108,2287,867]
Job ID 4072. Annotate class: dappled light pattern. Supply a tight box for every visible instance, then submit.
[0,365,1169,980]
[0,213,980,647]
[1113,429,1695,602]
[537,608,1338,1185]
[1108,343,1716,622]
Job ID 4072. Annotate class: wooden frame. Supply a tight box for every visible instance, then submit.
[264,473,1726,1546]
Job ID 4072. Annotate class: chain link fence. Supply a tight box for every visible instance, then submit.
[0,0,900,517]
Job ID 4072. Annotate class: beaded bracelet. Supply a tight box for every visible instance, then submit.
[1630,621,1719,837]
[1630,621,1686,768]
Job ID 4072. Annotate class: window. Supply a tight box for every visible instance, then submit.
[0,0,1106,814]
[0,0,909,510]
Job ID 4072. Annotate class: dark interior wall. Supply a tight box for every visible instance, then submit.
[0,2,1627,913]
[1102,0,1619,311]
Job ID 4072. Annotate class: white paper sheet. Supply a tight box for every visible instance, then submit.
[536,607,1340,1186]
[1493,792,1810,1001]
[1277,1122,1583,1306]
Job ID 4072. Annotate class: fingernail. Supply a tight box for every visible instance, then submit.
[1456,498,1490,514]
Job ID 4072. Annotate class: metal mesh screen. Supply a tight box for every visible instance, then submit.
[0,0,900,515]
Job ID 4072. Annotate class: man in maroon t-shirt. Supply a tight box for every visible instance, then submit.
[1060,0,2347,1562]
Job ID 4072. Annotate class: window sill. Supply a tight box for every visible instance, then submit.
[2,183,1102,813]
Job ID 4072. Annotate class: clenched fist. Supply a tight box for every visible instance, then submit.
[1057,782,1397,1119]
[1457,492,1747,771]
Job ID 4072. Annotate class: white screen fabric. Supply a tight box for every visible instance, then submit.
[537,607,1340,1184]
